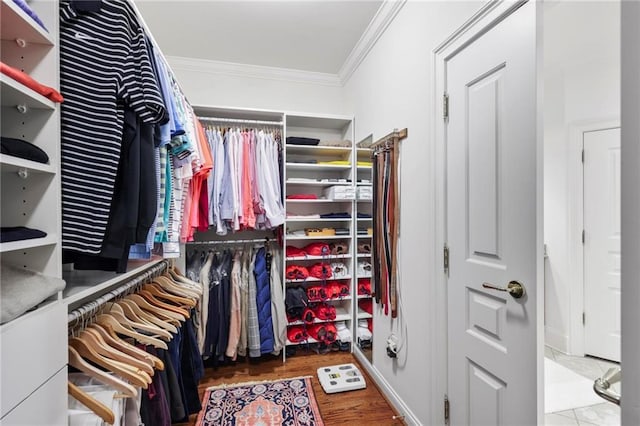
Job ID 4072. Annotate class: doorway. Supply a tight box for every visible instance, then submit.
[542,1,621,424]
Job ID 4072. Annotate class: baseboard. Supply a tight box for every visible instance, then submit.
[545,326,569,353]
[353,349,421,425]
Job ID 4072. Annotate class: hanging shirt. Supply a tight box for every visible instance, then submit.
[60,0,165,254]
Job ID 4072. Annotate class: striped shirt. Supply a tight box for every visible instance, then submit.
[60,0,165,254]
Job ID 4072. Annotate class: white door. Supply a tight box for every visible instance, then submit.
[445,2,539,425]
[584,127,621,362]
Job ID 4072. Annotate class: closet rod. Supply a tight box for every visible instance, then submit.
[199,116,284,126]
[371,128,408,150]
[188,237,271,246]
[67,260,169,324]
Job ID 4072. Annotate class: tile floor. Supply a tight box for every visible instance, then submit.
[545,346,620,425]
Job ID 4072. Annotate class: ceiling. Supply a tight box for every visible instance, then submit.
[135,1,384,74]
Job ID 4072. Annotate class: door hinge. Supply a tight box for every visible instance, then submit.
[582,149,585,163]
[444,395,450,425]
[582,230,585,244]
[443,93,449,121]
[444,244,450,276]
[583,312,586,325]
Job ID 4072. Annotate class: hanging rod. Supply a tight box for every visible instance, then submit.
[188,237,271,246]
[199,116,284,126]
[67,260,170,325]
[371,128,408,150]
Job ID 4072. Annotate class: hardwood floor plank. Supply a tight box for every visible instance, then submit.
[178,351,406,425]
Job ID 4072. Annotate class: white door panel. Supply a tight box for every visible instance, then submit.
[446,2,538,425]
[584,127,621,362]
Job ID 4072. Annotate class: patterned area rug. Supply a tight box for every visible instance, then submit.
[196,376,325,426]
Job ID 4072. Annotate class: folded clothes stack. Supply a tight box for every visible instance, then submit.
[286,136,319,146]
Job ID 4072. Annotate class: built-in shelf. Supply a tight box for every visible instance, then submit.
[63,258,162,308]
[1,0,55,46]
[357,166,372,170]
[0,234,57,253]
[357,309,373,319]
[356,217,372,221]
[286,234,352,240]
[286,199,352,203]
[286,254,352,262]
[285,145,352,156]
[286,163,351,172]
[286,218,351,222]
[286,336,320,346]
[0,155,55,174]
[287,308,350,326]
[0,74,56,110]
[286,180,351,187]
[286,275,352,284]
[357,294,373,299]
[357,253,372,258]
[0,297,60,333]
[357,235,372,239]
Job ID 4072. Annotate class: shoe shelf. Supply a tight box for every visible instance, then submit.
[285,276,352,284]
[285,254,352,261]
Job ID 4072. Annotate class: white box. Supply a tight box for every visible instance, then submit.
[357,186,372,200]
[324,185,355,200]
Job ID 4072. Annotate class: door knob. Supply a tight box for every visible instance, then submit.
[482,280,526,299]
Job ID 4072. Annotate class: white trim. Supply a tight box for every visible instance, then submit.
[338,0,407,84]
[166,56,342,87]
[433,1,542,424]
[567,118,620,357]
[353,349,420,425]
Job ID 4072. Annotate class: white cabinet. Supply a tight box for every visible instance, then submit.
[0,0,65,422]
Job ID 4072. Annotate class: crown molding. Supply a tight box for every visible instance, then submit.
[166,56,342,87]
[338,0,407,85]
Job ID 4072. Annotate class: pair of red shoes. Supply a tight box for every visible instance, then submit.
[308,322,337,343]
[309,263,332,279]
[286,265,309,280]
[307,281,350,301]
[302,303,337,323]
[287,322,338,344]
[359,299,373,315]
[285,243,331,258]
[357,278,372,295]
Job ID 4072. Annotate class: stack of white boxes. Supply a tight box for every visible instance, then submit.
[324,185,356,200]
[357,186,372,200]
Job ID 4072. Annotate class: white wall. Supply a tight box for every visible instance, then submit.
[543,1,620,353]
[342,2,487,423]
[166,56,344,114]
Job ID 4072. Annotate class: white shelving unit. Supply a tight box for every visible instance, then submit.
[354,142,374,353]
[283,113,356,353]
[0,0,65,423]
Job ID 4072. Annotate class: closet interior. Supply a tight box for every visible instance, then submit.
[0,1,381,424]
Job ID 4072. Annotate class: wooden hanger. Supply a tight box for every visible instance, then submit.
[126,293,185,323]
[156,274,200,299]
[68,346,137,397]
[69,337,150,388]
[68,381,115,424]
[89,323,164,371]
[107,303,173,341]
[138,290,190,319]
[145,282,196,308]
[167,268,203,295]
[117,299,177,334]
[95,313,168,350]
[80,328,154,375]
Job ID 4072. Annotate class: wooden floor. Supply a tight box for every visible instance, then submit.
[178,351,405,425]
